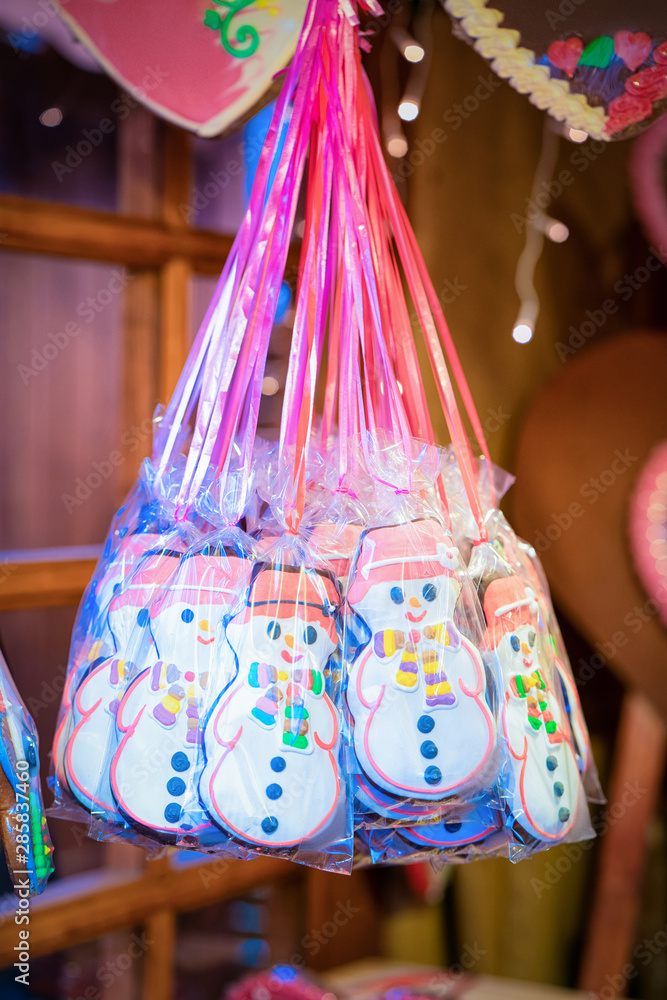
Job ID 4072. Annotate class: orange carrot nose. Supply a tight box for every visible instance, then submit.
[521,642,531,655]
[409,597,421,608]
[199,619,210,632]
[285,634,294,649]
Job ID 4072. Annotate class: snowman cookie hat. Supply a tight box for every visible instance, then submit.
[149,548,249,618]
[307,523,363,582]
[107,552,182,613]
[239,563,339,628]
[347,519,460,604]
[482,577,540,648]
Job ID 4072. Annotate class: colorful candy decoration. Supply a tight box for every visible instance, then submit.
[54,0,309,136]
[0,650,53,895]
[443,0,667,139]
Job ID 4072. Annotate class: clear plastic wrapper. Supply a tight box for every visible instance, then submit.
[198,533,353,872]
[49,0,597,872]
[469,539,595,856]
[0,649,54,894]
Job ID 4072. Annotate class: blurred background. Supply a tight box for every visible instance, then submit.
[0,0,666,998]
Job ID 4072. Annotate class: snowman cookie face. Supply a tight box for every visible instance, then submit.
[201,564,345,849]
[484,577,584,843]
[346,520,497,802]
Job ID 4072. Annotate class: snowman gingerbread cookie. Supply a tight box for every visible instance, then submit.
[482,577,585,842]
[201,563,344,850]
[65,552,181,818]
[346,519,497,802]
[111,547,250,842]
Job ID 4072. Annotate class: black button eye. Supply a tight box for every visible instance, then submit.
[181,609,194,623]
[267,621,281,640]
[510,635,521,652]
[528,630,536,648]
[422,584,437,602]
[305,626,317,645]
[390,586,404,604]
[137,608,150,627]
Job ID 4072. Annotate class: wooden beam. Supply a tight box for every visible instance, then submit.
[0,194,232,275]
[0,194,302,276]
[159,256,192,403]
[578,692,667,997]
[0,855,294,966]
[143,908,176,1000]
[0,546,101,611]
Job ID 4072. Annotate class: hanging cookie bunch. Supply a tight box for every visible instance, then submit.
[50,0,600,872]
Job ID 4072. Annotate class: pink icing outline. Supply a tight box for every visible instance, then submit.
[356,634,495,798]
[401,820,498,848]
[110,671,210,837]
[501,690,578,841]
[206,688,341,847]
[65,661,122,812]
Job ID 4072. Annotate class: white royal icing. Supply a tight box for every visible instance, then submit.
[346,523,497,801]
[201,573,344,849]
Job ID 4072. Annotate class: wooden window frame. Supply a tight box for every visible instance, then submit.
[0,120,346,1000]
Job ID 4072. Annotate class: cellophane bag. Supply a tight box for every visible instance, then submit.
[50,0,598,872]
[0,649,53,894]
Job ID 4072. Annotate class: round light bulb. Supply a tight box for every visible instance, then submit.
[386,134,408,158]
[261,376,280,396]
[39,107,62,127]
[398,99,419,122]
[545,220,569,243]
[512,324,533,344]
[568,128,588,143]
[403,43,424,63]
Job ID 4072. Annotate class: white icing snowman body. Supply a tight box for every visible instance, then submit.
[65,656,135,816]
[111,552,246,841]
[64,553,178,817]
[346,521,497,801]
[483,577,583,842]
[201,565,343,849]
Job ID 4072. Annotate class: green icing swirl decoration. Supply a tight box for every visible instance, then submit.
[204,0,260,59]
